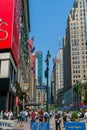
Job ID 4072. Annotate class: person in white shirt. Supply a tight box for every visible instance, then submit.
[25,111,28,122]
[84,109,87,122]
[44,112,49,122]
[8,110,13,120]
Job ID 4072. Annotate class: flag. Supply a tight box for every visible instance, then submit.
[28,36,34,51]
[32,52,36,60]
[30,54,35,69]
[28,39,33,50]
[31,46,35,53]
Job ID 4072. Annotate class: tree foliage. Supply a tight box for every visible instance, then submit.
[73,81,87,104]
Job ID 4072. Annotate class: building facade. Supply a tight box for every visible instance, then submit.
[0,0,30,111]
[63,0,87,105]
[36,51,43,85]
[51,48,64,105]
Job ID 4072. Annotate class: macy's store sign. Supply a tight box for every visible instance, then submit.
[0,18,8,41]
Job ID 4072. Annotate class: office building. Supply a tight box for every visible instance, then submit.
[63,0,87,105]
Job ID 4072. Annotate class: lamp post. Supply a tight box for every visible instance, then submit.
[45,50,51,112]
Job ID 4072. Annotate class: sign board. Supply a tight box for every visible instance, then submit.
[65,122,86,130]
[0,119,15,129]
[30,122,50,130]
[36,86,46,89]
[0,0,21,65]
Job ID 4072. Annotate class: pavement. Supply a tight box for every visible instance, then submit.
[14,116,65,130]
[14,117,87,130]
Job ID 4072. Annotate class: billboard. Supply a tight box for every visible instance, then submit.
[0,0,21,65]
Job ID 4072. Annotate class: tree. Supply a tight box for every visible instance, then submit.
[73,81,87,104]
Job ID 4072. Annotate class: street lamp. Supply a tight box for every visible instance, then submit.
[45,50,51,112]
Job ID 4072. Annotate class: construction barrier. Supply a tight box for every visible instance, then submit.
[0,119,15,129]
[65,122,86,130]
[30,122,50,130]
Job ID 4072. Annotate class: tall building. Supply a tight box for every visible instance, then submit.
[50,48,64,104]
[36,51,43,85]
[57,48,64,89]
[63,0,87,104]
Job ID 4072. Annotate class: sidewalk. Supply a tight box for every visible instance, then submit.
[14,120,30,130]
[14,117,65,130]
[50,116,65,130]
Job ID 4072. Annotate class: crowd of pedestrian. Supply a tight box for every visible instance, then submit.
[2,107,87,129]
[16,108,51,127]
[30,109,50,123]
[0,109,13,120]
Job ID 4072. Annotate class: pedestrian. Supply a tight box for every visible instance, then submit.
[55,111,61,130]
[4,110,9,120]
[30,110,36,122]
[80,109,84,119]
[63,112,67,127]
[44,111,49,122]
[84,109,87,122]
[0,110,3,119]
[39,109,44,122]
[49,111,52,119]
[25,110,28,122]
[20,110,25,127]
[8,110,13,120]
[17,112,20,122]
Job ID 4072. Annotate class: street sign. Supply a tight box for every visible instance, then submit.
[36,85,46,89]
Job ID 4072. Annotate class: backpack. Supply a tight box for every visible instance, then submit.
[21,111,25,119]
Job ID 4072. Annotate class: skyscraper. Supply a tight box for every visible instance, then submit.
[36,51,43,85]
[63,0,87,89]
[50,48,64,104]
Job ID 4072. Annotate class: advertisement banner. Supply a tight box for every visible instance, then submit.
[0,0,21,65]
[30,122,50,130]
[15,96,19,106]
[0,0,13,48]
[65,122,86,130]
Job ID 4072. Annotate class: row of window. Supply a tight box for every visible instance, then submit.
[73,75,86,81]
[73,70,80,73]
[71,30,86,35]
[72,47,87,51]
[73,60,87,64]
[71,21,86,26]
[71,33,86,39]
[71,25,86,29]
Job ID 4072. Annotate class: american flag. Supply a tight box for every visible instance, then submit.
[28,36,34,51]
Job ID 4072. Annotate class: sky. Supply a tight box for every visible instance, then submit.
[29,0,74,83]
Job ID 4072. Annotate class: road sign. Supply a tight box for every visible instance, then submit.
[36,85,46,89]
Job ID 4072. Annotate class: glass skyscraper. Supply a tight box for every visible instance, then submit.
[36,51,43,85]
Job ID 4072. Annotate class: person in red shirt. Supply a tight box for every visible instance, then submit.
[31,110,36,122]
[39,109,44,122]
